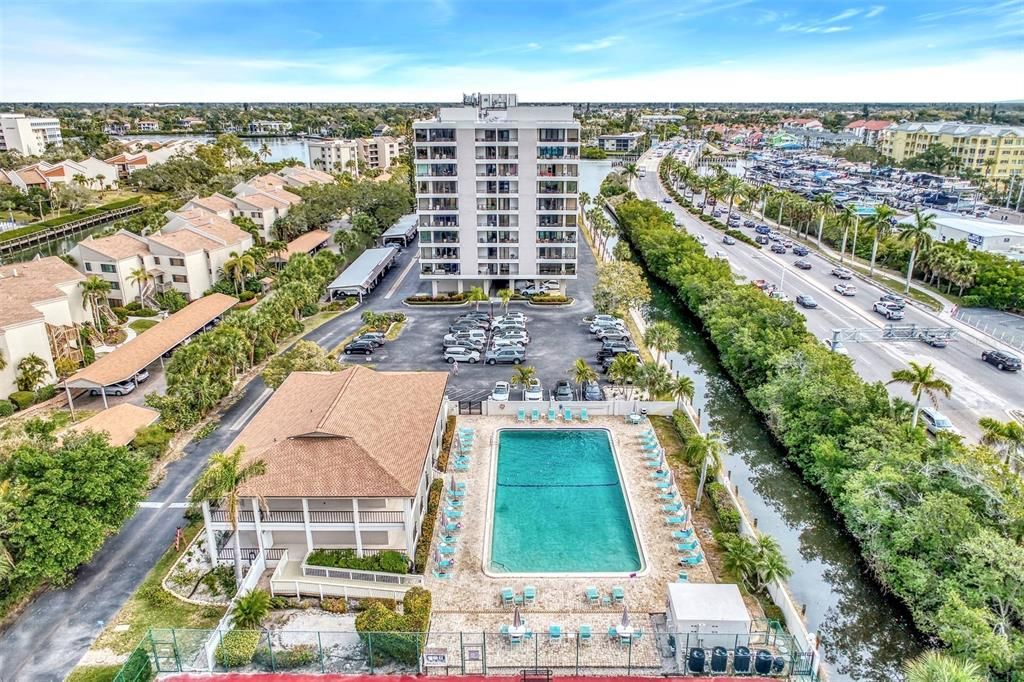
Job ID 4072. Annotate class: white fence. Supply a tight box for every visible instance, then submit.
[202,550,267,670]
[300,549,424,586]
[479,399,677,418]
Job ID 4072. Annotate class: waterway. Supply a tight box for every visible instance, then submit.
[587,161,923,681]
[117,133,310,165]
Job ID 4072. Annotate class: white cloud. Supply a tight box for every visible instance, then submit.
[822,26,852,33]
[825,9,862,23]
[525,42,542,51]
[563,35,623,53]
[865,5,886,18]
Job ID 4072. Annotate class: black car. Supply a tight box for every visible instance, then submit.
[449,321,487,333]
[981,349,1022,372]
[553,380,574,401]
[792,245,809,256]
[879,293,906,309]
[770,243,787,254]
[794,259,812,270]
[795,294,818,309]
[743,220,755,228]
[597,345,634,360]
[343,340,376,355]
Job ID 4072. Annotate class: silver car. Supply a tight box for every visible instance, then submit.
[484,347,525,365]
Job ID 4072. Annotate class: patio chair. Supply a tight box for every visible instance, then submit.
[432,569,450,580]
[579,625,592,643]
[601,595,612,607]
[680,552,704,566]
[611,586,625,603]
[662,502,682,512]
[453,461,470,472]
[500,587,515,606]
[650,470,670,480]
[513,593,525,606]
[548,624,562,641]
[633,629,644,641]
[654,480,673,490]
[510,633,523,646]
[580,408,589,422]
[547,408,557,422]
[677,572,689,582]
[676,540,699,552]
[563,408,572,421]
[500,624,510,641]
[607,626,617,640]
[439,544,457,555]
[585,586,600,604]
[672,528,694,540]
[445,508,464,518]
[665,515,685,525]
[530,409,541,423]
[524,585,536,604]
[516,408,526,423]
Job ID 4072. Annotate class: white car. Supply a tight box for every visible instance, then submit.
[768,290,790,302]
[589,317,626,334]
[443,347,480,364]
[490,381,511,401]
[834,283,857,296]
[822,338,850,356]
[493,313,527,325]
[492,320,527,333]
[696,235,709,246]
[491,336,526,349]
[714,250,728,260]
[540,280,561,291]
[494,330,530,345]
[919,407,960,437]
[591,314,620,325]
[523,378,543,401]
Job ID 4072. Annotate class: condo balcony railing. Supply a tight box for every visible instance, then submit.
[422,264,461,275]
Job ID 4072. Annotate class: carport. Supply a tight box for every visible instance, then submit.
[378,214,418,247]
[269,229,331,265]
[62,293,238,414]
[63,403,160,446]
[326,246,398,301]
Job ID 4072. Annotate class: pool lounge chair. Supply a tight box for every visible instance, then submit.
[579,625,592,643]
[580,408,590,422]
[672,528,694,539]
[447,489,466,499]
[665,515,686,525]
[433,569,450,580]
[516,408,526,423]
[585,586,599,604]
[436,558,453,569]
[611,586,625,603]
[445,508,464,518]
[548,624,562,641]
[641,441,660,452]
[662,503,682,512]
[531,409,541,423]
[650,470,669,480]
[453,461,470,472]
[524,585,536,604]
[680,552,705,566]
[563,408,572,421]
[677,571,689,582]
[447,499,464,509]
[645,459,663,469]
[547,408,557,422]
[657,492,678,502]
[438,544,456,555]
[676,540,699,552]
[654,480,673,490]
[500,587,515,606]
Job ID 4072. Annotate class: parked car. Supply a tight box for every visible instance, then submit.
[442,334,484,350]
[796,294,818,309]
[981,349,1022,372]
[89,381,136,397]
[792,245,809,256]
[523,378,543,401]
[444,347,480,364]
[493,312,527,325]
[582,381,603,401]
[714,250,728,260]
[770,243,787,254]
[755,225,771,235]
[492,320,527,333]
[490,381,511,401]
[518,285,547,296]
[354,332,386,347]
[491,336,526,349]
[596,327,631,342]
[540,280,561,291]
[695,234,708,246]
[920,332,948,348]
[343,340,376,355]
[449,320,488,333]
[743,219,755,228]
[485,347,525,365]
[768,231,782,241]
[755,234,770,245]
[589,318,625,334]
[134,368,150,383]
[447,328,487,343]
[794,259,812,270]
[553,380,574,401]
[822,338,849,356]
[494,330,530,345]
[600,352,640,372]
[597,344,636,360]
[879,293,906,309]
[602,338,639,352]
[873,301,905,320]
[834,283,857,296]
[831,267,853,280]
[919,407,960,437]
[662,197,673,204]
[722,235,736,245]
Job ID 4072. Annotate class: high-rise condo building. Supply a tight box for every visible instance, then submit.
[414,93,579,296]
[0,113,63,156]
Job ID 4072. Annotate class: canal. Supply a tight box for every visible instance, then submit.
[582,162,923,681]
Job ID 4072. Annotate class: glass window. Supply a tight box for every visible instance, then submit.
[84,262,92,271]
[172,274,188,283]
[170,258,185,267]
[100,264,116,273]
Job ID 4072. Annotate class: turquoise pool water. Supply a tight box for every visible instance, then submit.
[490,429,642,573]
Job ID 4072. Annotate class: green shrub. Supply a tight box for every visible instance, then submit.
[119,645,154,682]
[132,424,172,459]
[355,587,432,666]
[305,548,409,574]
[239,290,256,302]
[355,596,397,612]
[125,301,142,312]
[133,307,158,317]
[413,479,445,573]
[0,400,14,418]
[202,565,236,597]
[215,629,260,668]
[9,391,36,411]
[35,384,57,402]
[707,482,741,533]
[321,597,348,613]
[83,346,96,364]
[232,589,270,629]
[138,582,173,607]
[253,644,316,670]
[112,306,130,323]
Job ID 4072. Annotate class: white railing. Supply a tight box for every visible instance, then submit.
[480,399,676,418]
[300,550,424,587]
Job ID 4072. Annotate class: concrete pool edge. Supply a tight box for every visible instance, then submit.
[480,425,650,579]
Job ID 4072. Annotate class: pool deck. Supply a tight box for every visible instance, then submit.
[426,415,713,660]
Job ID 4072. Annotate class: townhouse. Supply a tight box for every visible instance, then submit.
[844,119,893,146]
[880,122,1024,180]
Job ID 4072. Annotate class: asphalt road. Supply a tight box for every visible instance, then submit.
[0,228,610,679]
[636,155,1020,442]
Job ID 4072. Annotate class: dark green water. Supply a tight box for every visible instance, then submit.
[644,282,924,682]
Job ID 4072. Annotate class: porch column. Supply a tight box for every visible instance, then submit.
[100,387,109,409]
[301,498,314,554]
[403,498,416,557]
[64,384,76,422]
[352,498,363,558]
[201,501,218,568]
[251,498,266,556]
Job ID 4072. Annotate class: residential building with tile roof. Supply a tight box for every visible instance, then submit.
[880,122,1024,179]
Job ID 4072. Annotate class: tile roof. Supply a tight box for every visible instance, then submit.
[16,168,48,185]
[0,256,85,329]
[148,230,219,254]
[79,232,151,260]
[65,293,238,387]
[235,192,288,210]
[175,210,250,244]
[846,119,893,131]
[277,230,330,261]
[188,194,237,214]
[65,403,160,447]
[230,367,449,498]
[889,122,1024,137]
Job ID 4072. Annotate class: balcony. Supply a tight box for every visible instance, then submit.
[538,264,577,276]
[416,129,456,143]
[539,216,576,228]
[416,163,457,177]
[475,130,518,143]
[538,129,566,143]
[417,181,458,195]
[538,181,578,195]
[477,199,518,211]
[538,164,578,178]
[478,247,519,260]
[477,181,518,195]
[537,199,578,212]
[419,216,459,228]
[476,147,519,160]
[537,247,577,261]
[415,146,457,160]
[476,163,519,178]
[479,263,519,276]
[419,230,460,244]
[477,215,518,228]
[422,263,461,276]
[538,146,579,160]
[477,231,519,244]
[420,248,460,261]
[209,509,406,525]
[419,198,458,211]
[536,231,577,244]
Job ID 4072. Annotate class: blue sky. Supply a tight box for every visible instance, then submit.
[1,0,1022,102]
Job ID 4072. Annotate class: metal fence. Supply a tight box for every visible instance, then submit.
[114,626,813,679]
[954,310,1024,351]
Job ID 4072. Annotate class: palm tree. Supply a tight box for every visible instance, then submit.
[887,361,952,428]
[16,353,49,391]
[497,288,514,315]
[696,176,717,214]
[268,240,287,262]
[128,266,154,305]
[607,352,639,398]
[569,357,598,393]
[222,251,257,295]
[466,285,489,313]
[579,191,590,214]
[978,417,1024,471]
[721,535,759,590]
[95,173,106,190]
[899,211,936,293]
[753,535,792,590]
[0,350,6,372]
[686,431,723,509]
[333,230,360,259]
[706,182,726,213]
[622,164,640,183]
[79,275,112,332]
[258,143,272,161]
[510,365,537,396]
[836,205,858,263]
[636,362,672,400]
[190,446,267,583]
[864,204,896,277]
[669,375,695,410]
[903,650,984,682]
[644,320,679,364]
[721,175,745,218]
[812,193,837,245]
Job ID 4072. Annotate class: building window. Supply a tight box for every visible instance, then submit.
[172,274,188,283]
[110,281,120,290]
[85,262,92,271]
[170,257,185,267]
[100,264,116,273]
[153,256,161,265]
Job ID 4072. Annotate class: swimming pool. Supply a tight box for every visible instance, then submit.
[487,428,643,574]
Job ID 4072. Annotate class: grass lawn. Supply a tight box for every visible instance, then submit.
[66,664,121,682]
[298,311,340,338]
[91,521,226,656]
[128,319,159,333]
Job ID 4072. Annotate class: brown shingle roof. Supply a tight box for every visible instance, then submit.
[0,256,84,329]
[148,230,219,254]
[79,233,151,260]
[65,293,238,387]
[188,194,237,214]
[276,229,330,261]
[235,192,287,210]
[231,367,449,499]
[65,403,160,447]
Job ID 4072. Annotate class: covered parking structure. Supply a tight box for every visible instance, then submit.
[269,229,331,266]
[62,293,238,412]
[63,403,160,446]
[378,214,418,247]
[326,246,398,301]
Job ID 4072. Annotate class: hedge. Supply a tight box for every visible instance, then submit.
[0,400,13,418]
[215,629,261,668]
[305,548,408,574]
[405,293,468,305]
[413,479,444,573]
[0,197,143,243]
[119,644,155,682]
[706,481,741,533]
[355,587,432,666]
[8,391,36,411]
[252,643,316,670]
[657,165,761,249]
[35,385,57,402]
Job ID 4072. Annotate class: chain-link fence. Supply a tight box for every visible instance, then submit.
[115,626,810,679]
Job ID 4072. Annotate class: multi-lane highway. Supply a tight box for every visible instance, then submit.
[635,154,1020,442]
